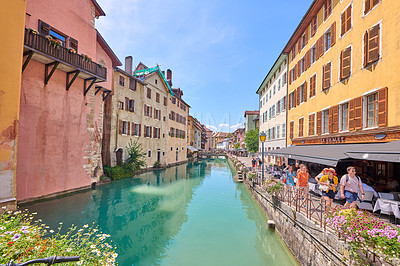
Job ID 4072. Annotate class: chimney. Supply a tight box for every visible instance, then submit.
[166,69,172,86]
[162,70,165,76]
[125,56,133,74]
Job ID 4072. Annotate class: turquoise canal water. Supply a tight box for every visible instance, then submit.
[24,159,298,265]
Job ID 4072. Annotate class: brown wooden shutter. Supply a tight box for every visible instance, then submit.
[305,50,310,70]
[328,107,333,133]
[316,111,322,135]
[303,81,307,102]
[153,127,156,138]
[330,21,336,46]
[349,99,355,130]
[319,36,324,57]
[332,105,339,133]
[131,123,135,136]
[341,9,346,36]
[342,47,351,80]
[38,20,50,35]
[119,120,123,134]
[290,121,294,139]
[139,124,141,136]
[364,31,369,67]
[311,17,317,37]
[298,118,304,137]
[324,1,328,20]
[149,127,152,138]
[296,87,300,106]
[125,97,129,111]
[377,87,388,127]
[346,5,352,34]
[150,107,153,118]
[323,63,331,90]
[305,29,309,46]
[316,38,321,60]
[127,122,130,135]
[288,93,292,109]
[297,40,301,54]
[289,69,292,84]
[354,96,363,130]
[368,24,380,64]
[365,0,371,14]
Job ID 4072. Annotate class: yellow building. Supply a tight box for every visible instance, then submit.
[286,0,400,146]
[0,0,26,207]
[187,115,195,147]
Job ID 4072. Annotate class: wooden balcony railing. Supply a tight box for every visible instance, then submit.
[24,28,107,80]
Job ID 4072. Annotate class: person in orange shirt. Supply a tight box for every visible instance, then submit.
[297,164,309,196]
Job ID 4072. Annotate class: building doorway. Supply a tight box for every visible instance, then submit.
[157,150,161,162]
[176,148,179,162]
[116,148,123,166]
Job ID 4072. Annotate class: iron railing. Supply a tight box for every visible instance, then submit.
[24,28,107,80]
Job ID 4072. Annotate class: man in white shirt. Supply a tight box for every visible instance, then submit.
[340,166,365,208]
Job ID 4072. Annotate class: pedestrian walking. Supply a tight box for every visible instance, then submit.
[283,165,296,186]
[297,164,309,198]
[340,166,365,208]
[251,157,256,171]
[319,168,338,207]
[258,157,262,170]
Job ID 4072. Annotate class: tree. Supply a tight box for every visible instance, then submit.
[123,139,147,171]
[244,129,259,153]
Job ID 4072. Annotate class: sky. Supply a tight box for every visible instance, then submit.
[95,0,314,132]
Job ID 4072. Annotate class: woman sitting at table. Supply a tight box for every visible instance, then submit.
[318,168,338,207]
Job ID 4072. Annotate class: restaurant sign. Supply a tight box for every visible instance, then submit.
[321,136,345,144]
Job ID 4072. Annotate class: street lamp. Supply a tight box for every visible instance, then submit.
[259,132,266,183]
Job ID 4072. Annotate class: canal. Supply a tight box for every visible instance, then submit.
[25,159,298,265]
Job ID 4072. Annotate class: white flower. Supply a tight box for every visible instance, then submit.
[66,248,72,252]
[0,226,5,230]
[112,253,118,258]
[59,222,63,225]
[83,224,89,228]
[49,230,54,233]
[91,245,96,249]
[77,261,83,265]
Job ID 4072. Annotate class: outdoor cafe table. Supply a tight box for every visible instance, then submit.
[373,198,400,219]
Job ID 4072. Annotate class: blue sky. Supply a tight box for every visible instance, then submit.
[96,0,314,132]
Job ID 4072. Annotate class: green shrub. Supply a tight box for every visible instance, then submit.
[103,165,132,180]
[0,208,118,265]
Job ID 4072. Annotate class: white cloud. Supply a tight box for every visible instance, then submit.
[218,124,229,128]
[230,123,243,130]
[206,125,218,131]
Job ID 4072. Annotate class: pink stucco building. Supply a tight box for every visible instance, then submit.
[17,0,120,202]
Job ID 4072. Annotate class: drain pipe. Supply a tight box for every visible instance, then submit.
[252,185,347,265]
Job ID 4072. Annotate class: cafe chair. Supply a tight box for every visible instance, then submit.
[379,192,394,200]
[356,191,375,211]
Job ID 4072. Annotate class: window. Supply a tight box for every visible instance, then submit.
[170,127,175,137]
[154,128,160,139]
[269,90,272,99]
[147,88,151,99]
[322,109,329,134]
[129,78,136,90]
[264,111,268,122]
[277,125,280,139]
[289,91,296,110]
[301,32,307,50]
[278,79,281,91]
[308,113,315,136]
[148,150,152,157]
[366,93,378,128]
[365,0,380,15]
[145,126,152,138]
[69,37,78,52]
[324,29,332,52]
[133,123,140,136]
[340,46,352,80]
[128,99,135,112]
[154,109,161,120]
[144,104,152,117]
[273,85,276,95]
[298,83,307,104]
[172,97,176,104]
[164,97,167,106]
[290,67,296,84]
[282,72,287,85]
[289,121,294,139]
[155,79,158,84]
[276,101,280,115]
[322,62,331,90]
[309,74,316,98]
[118,101,124,110]
[310,45,316,64]
[156,93,160,103]
[119,76,125,86]
[122,121,128,135]
[282,123,286,138]
[341,5,352,36]
[300,57,305,75]
[364,24,380,67]
[272,127,275,139]
[324,0,332,21]
[171,111,175,121]
[340,103,349,131]
[282,96,286,111]
[311,16,318,37]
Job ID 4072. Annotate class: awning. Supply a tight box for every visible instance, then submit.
[187,146,198,152]
[266,143,379,167]
[345,141,400,163]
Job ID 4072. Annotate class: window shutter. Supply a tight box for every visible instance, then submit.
[298,118,303,137]
[127,122,130,135]
[297,61,301,78]
[303,81,307,102]
[319,36,324,57]
[323,63,331,90]
[377,87,388,127]
[296,87,300,106]
[144,104,147,116]
[354,96,363,130]
[125,97,129,112]
[316,111,322,135]
[332,105,339,133]
[297,40,301,54]
[346,5,352,34]
[153,127,156,138]
[38,20,50,35]
[341,10,346,36]
[288,93,292,109]
[349,99,355,130]
[342,47,351,79]
[316,39,320,60]
[305,50,310,70]
[149,127,152,138]
[368,24,380,64]
[69,37,78,52]
[330,22,336,46]
[139,124,141,136]
[289,70,292,84]
[305,29,309,45]
[365,0,371,14]
[119,120,123,135]
[290,121,294,139]
[328,107,333,133]
[150,107,153,118]
[364,31,369,67]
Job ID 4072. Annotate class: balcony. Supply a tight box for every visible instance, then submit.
[22,28,109,97]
